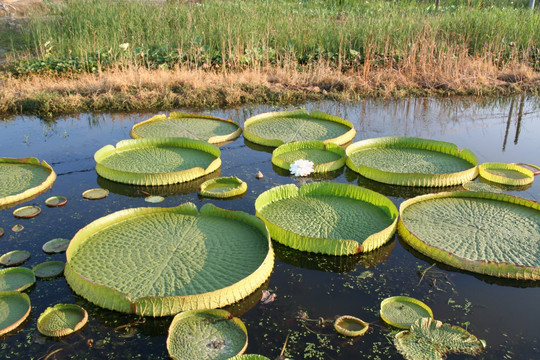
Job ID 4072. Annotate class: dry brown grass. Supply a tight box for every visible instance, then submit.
[1,51,539,117]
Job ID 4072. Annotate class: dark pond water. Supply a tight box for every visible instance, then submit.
[1,96,539,360]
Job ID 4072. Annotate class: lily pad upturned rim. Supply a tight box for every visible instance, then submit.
[130,112,242,144]
[94,137,222,186]
[478,162,534,186]
[255,182,398,256]
[0,157,57,210]
[345,136,478,187]
[82,188,109,200]
[42,238,70,254]
[380,296,434,329]
[32,261,65,279]
[334,315,370,337]
[13,205,42,219]
[64,202,274,316]
[271,140,347,173]
[45,196,68,207]
[0,250,31,267]
[167,309,248,360]
[0,228,3,237]
[398,191,540,281]
[0,267,36,292]
[37,303,88,337]
[0,291,31,336]
[199,176,248,198]
[243,109,356,147]
[228,355,271,360]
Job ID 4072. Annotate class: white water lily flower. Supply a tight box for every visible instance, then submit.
[289,159,314,176]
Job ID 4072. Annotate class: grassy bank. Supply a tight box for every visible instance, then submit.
[1,0,539,116]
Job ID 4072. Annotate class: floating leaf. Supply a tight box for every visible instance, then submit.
[13,205,41,219]
[462,181,502,193]
[42,238,70,254]
[82,188,109,200]
[255,182,398,255]
[131,112,242,144]
[11,224,24,232]
[229,355,271,360]
[334,315,369,337]
[37,304,88,337]
[144,195,165,203]
[243,109,356,147]
[380,296,433,329]
[346,136,478,187]
[0,250,31,267]
[94,138,221,186]
[478,162,534,186]
[45,196,67,207]
[398,191,540,280]
[167,309,248,360]
[272,140,346,174]
[394,318,485,360]
[33,261,65,279]
[65,203,273,316]
[199,177,247,199]
[0,157,56,210]
[0,291,31,336]
[0,267,36,292]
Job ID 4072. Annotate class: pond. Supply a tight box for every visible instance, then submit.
[1,96,539,359]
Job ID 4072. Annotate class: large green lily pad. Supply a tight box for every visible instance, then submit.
[394,318,485,360]
[130,112,242,144]
[0,267,36,292]
[272,140,346,173]
[398,191,540,280]
[0,291,31,336]
[167,309,248,360]
[346,137,478,187]
[65,203,274,316]
[0,158,56,209]
[94,138,221,186]
[37,304,88,337]
[243,109,356,147]
[255,182,398,255]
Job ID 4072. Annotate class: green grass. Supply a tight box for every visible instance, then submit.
[2,0,539,75]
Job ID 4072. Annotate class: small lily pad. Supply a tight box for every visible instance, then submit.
[0,250,31,267]
[167,309,248,360]
[0,291,31,336]
[462,181,503,193]
[11,224,24,232]
[0,227,3,237]
[334,315,369,337]
[479,162,534,186]
[199,177,248,198]
[45,196,67,207]
[380,296,433,329]
[37,304,88,337]
[0,267,36,292]
[13,205,41,219]
[82,188,109,200]
[145,195,165,203]
[33,261,65,279]
[42,238,70,254]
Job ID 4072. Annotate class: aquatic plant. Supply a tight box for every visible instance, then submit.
[37,304,88,337]
[0,291,31,336]
[273,141,346,174]
[380,296,433,329]
[199,177,248,198]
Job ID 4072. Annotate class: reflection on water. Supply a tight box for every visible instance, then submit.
[0,96,539,359]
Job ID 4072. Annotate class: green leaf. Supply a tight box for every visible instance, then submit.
[0,291,31,336]
[37,304,88,337]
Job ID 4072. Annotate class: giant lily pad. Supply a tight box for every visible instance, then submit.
[394,318,485,360]
[272,140,346,173]
[94,138,221,186]
[398,191,540,280]
[0,267,36,292]
[199,177,247,199]
[130,112,242,144]
[0,158,56,209]
[33,261,65,279]
[255,182,398,255]
[346,137,478,187]
[37,304,88,337]
[0,250,31,267]
[243,109,356,147]
[478,162,534,186]
[0,291,31,336]
[65,203,274,316]
[166,309,248,360]
[380,296,433,329]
